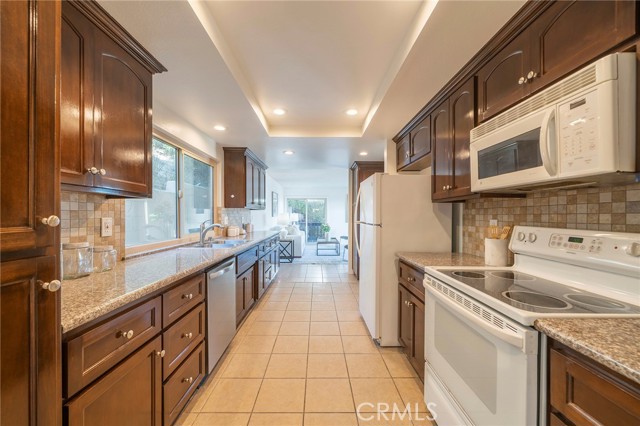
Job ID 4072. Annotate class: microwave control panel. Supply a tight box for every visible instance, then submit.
[558,89,599,173]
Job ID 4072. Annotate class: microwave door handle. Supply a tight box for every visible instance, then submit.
[539,108,558,176]
[427,286,525,351]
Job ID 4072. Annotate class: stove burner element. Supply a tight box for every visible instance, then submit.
[502,291,570,309]
[489,271,535,281]
[452,271,486,279]
[565,294,627,310]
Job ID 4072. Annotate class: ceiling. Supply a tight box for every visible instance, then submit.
[98,0,525,187]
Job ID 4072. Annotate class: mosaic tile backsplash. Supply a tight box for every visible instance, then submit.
[61,192,125,260]
[462,183,640,258]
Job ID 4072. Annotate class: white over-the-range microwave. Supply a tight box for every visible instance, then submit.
[471,52,637,193]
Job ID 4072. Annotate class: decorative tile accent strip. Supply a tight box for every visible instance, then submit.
[61,191,125,260]
[463,183,640,258]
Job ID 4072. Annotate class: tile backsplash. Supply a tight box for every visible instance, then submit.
[462,183,640,258]
[61,191,125,259]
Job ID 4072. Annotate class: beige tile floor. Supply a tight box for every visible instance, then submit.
[177,264,434,426]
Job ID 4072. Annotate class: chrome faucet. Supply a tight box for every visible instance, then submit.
[200,220,223,245]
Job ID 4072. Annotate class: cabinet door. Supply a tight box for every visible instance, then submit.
[411,293,425,382]
[66,336,162,426]
[60,2,95,188]
[449,78,475,199]
[235,275,245,322]
[529,0,637,92]
[244,266,255,312]
[1,0,59,254]
[245,157,255,208]
[396,134,411,170]
[93,29,152,196]
[411,116,431,162]
[1,256,60,426]
[398,285,413,354]
[260,167,267,209]
[431,100,452,201]
[477,30,531,122]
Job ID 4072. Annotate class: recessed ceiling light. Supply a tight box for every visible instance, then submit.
[273,108,286,116]
[346,109,358,116]
[214,125,226,131]
[283,150,294,155]
[359,151,368,156]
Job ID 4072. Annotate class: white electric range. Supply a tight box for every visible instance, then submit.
[423,226,640,426]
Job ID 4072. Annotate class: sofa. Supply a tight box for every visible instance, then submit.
[274,226,306,257]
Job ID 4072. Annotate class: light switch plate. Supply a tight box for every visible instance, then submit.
[101,217,113,237]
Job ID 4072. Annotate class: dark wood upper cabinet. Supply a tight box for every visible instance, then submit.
[477,30,530,122]
[396,135,411,170]
[528,0,637,92]
[224,147,268,210]
[411,116,432,161]
[431,100,452,201]
[60,0,166,198]
[1,3,61,425]
[1,0,60,255]
[395,116,432,172]
[449,79,475,200]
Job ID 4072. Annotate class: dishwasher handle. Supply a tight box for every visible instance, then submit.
[208,259,235,280]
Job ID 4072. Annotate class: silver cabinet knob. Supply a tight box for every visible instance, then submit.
[230,194,235,198]
[88,167,99,175]
[182,377,193,384]
[527,70,537,80]
[182,332,193,339]
[41,280,61,292]
[442,186,446,191]
[41,215,60,227]
[182,293,193,300]
[626,242,640,257]
[156,350,166,358]
[518,77,526,85]
[120,329,134,339]
[99,168,107,176]
[407,301,413,307]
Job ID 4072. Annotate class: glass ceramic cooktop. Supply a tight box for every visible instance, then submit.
[440,269,640,314]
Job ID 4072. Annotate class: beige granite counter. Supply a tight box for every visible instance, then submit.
[61,231,278,333]
[397,252,485,270]
[535,318,640,385]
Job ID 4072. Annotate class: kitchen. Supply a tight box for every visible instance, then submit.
[1,1,639,426]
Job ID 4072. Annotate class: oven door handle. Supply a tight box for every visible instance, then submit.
[427,286,525,351]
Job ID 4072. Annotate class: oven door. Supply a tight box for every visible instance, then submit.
[424,278,539,426]
[470,105,558,192]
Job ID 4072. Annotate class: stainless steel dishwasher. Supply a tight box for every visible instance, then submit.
[206,258,236,373]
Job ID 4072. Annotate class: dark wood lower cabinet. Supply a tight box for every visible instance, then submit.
[398,283,425,381]
[163,343,205,426]
[548,339,640,426]
[65,336,163,426]
[236,265,256,325]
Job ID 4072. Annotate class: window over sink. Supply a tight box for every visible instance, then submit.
[125,137,214,250]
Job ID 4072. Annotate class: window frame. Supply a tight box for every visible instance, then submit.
[125,132,216,257]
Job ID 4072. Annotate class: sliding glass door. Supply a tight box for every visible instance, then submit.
[287,198,327,242]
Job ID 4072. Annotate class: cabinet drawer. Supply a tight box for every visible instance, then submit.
[163,303,205,380]
[163,342,205,426]
[163,274,205,328]
[398,261,425,300]
[237,246,258,274]
[65,297,162,398]
[550,346,640,426]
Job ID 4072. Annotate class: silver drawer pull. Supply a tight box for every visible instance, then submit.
[407,301,413,307]
[41,215,60,227]
[40,280,61,292]
[182,332,193,339]
[182,293,193,300]
[119,329,134,339]
[156,350,166,358]
[182,376,193,384]
[407,276,415,282]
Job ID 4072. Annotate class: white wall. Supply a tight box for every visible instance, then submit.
[283,186,349,239]
[250,172,284,231]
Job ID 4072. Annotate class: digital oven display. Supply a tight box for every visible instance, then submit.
[568,236,584,243]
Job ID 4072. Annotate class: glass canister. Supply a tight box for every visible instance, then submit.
[93,245,117,272]
[62,242,93,279]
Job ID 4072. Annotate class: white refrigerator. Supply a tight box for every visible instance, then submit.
[355,173,452,346]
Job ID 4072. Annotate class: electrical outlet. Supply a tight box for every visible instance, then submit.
[101,217,113,237]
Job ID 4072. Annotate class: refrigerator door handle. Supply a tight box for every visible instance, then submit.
[354,186,363,257]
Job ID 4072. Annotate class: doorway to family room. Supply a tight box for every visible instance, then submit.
[286,198,327,243]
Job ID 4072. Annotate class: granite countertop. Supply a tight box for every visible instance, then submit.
[397,252,486,270]
[535,318,640,385]
[61,231,278,333]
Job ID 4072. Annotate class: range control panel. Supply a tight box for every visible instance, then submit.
[510,226,640,277]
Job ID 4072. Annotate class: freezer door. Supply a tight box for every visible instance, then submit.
[359,173,380,225]
[358,222,380,340]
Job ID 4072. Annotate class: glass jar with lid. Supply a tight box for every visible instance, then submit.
[93,245,117,272]
[62,242,93,279]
